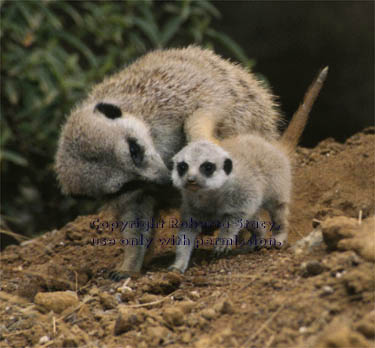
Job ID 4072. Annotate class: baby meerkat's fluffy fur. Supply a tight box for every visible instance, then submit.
[170,67,328,273]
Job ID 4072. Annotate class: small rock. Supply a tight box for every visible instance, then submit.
[181,331,192,343]
[146,326,171,345]
[65,229,82,241]
[355,311,375,339]
[39,336,49,344]
[321,285,334,296]
[119,289,135,302]
[163,307,184,326]
[62,337,80,348]
[214,299,234,315]
[99,292,117,310]
[189,291,200,301]
[321,216,358,251]
[301,261,325,277]
[195,335,212,348]
[292,228,323,254]
[342,263,374,296]
[89,286,100,297]
[338,216,375,262]
[316,322,371,348]
[114,308,141,335]
[144,273,182,295]
[34,291,79,314]
[178,301,196,314]
[201,308,216,320]
[192,276,209,287]
[171,292,184,301]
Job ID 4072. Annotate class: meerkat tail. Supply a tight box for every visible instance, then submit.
[281,66,328,151]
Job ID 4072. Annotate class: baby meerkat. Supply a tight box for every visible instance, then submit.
[55,46,282,280]
[170,67,328,273]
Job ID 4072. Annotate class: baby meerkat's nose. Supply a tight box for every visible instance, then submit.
[187,178,197,184]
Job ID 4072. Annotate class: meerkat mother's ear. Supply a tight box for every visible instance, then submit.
[94,103,122,119]
[224,158,233,175]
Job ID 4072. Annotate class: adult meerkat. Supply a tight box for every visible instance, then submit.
[55,46,281,280]
[170,67,328,273]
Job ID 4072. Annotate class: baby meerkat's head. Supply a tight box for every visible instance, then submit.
[55,101,170,197]
[172,141,233,192]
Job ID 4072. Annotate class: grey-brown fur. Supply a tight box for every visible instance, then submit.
[55,46,282,279]
[169,137,291,273]
[170,67,328,273]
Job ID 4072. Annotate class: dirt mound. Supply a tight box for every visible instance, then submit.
[1,128,374,347]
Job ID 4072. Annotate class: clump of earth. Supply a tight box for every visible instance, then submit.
[1,128,374,348]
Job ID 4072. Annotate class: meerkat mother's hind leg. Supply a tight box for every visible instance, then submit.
[109,192,156,281]
[184,108,223,145]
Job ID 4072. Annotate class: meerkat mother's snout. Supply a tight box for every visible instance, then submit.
[55,104,171,197]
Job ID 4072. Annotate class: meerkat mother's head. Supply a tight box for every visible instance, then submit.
[55,101,170,197]
[172,141,233,193]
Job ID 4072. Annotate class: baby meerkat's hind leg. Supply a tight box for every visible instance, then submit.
[267,201,289,249]
[184,108,222,145]
[108,192,156,281]
[244,213,268,251]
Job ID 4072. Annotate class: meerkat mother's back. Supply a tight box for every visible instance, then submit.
[88,46,281,141]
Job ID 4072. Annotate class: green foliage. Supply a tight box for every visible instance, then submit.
[1,0,252,236]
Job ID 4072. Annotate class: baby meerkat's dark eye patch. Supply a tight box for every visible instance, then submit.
[177,161,188,177]
[224,158,232,175]
[95,103,122,119]
[200,161,216,177]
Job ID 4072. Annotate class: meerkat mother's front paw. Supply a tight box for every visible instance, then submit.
[108,270,132,282]
[167,265,184,274]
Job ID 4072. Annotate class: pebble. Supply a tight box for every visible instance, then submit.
[321,285,334,296]
[34,291,79,314]
[189,291,200,300]
[39,336,49,344]
[114,309,141,335]
[214,299,234,315]
[146,326,170,345]
[201,308,216,320]
[99,292,117,310]
[163,307,184,326]
[301,260,325,277]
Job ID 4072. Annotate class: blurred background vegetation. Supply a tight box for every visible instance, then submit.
[1,0,252,241]
[1,1,373,244]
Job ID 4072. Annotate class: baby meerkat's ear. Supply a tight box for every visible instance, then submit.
[224,158,232,175]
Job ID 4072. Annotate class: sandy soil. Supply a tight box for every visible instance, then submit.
[0,128,374,348]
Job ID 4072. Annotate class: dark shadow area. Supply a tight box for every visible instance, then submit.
[213,1,374,147]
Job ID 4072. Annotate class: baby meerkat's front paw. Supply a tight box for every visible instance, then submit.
[213,243,232,257]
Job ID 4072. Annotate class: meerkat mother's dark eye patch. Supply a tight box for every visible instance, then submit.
[128,138,144,167]
[200,161,216,176]
[224,158,232,175]
[177,161,188,176]
[94,103,122,119]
